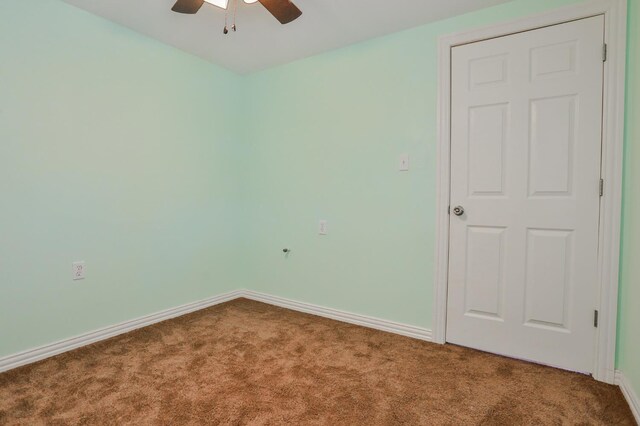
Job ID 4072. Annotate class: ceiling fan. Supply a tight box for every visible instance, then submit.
[171,0,302,26]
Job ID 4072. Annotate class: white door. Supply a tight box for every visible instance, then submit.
[446,16,604,373]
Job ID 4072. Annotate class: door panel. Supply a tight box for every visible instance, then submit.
[464,226,506,320]
[468,104,508,197]
[524,228,573,330]
[530,41,577,80]
[447,16,604,373]
[529,95,576,196]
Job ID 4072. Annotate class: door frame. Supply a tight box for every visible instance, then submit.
[433,0,627,384]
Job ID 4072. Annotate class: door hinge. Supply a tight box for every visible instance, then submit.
[599,178,604,197]
[602,43,608,62]
[594,310,599,328]
[448,205,451,215]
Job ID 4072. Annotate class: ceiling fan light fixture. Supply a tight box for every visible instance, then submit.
[203,0,257,9]
[203,0,228,9]
[171,0,301,24]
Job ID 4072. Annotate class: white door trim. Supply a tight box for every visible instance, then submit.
[433,0,627,384]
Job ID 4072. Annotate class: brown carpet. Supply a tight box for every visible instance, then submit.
[0,298,635,425]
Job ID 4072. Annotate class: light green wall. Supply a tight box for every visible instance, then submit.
[0,0,243,357]
[618,0,640,398]
[242,0,587,328]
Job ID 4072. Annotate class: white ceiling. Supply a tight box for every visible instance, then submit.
[62,0,512,74]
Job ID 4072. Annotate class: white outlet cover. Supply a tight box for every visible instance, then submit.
[72,261,86,280]
[318,220,328,235]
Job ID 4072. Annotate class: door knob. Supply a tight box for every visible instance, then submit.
[452,206,465,216]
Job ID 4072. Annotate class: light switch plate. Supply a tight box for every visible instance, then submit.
[399,154,409,171]
[318,220,328,235]
[72,261,86,280]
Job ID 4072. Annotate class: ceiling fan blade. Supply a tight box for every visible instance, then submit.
[258,0,302,24]
[171,0,205,14]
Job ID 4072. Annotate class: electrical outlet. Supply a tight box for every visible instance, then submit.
[318,220,328,235]
[72,261,86,280]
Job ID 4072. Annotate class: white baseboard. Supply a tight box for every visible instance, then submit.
[2,287,636,420]
[0,290,243,374]
[0,289,432,374]
[5,288,637,421]
[616,370,640,424]
[242,290,433,342]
